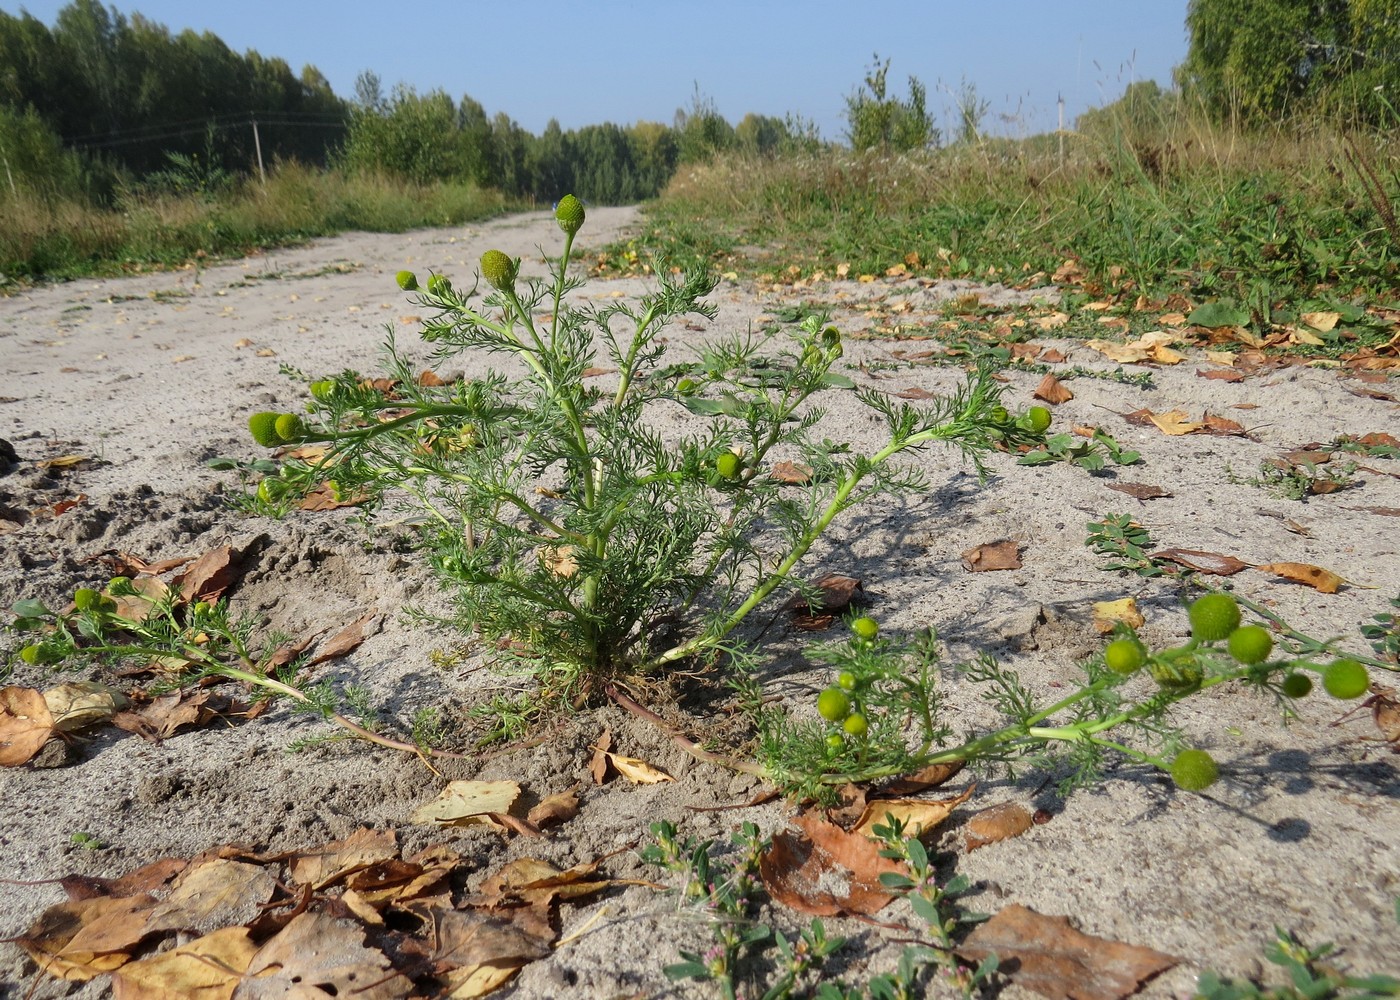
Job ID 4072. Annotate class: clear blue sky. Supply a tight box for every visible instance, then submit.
[10,1,1191,140]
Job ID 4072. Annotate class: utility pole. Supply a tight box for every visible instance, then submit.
[251,116,266,185]
[1058,94,1065,165]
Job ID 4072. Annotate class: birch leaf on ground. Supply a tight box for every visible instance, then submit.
[411,780,522,826]
[44,681,128,733]
[112,926,257,999]
[1033,374,1073,404]
[759,813,908,916]
[1149,549,1251,576]
[234,910,411,1000]
[142,859,278,935]
[955,903,1178,1000]
[852,785,974,841]
[1258,562,1345,593]
[0,685,55,766]
[962,539,1022,572]
[965,802,1034,851]
[288,826,398,887]
[602,750,674,784]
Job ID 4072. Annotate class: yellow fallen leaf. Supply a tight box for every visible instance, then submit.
[1033,311,1068,330]
[1092,597,1145,632]
[853,785,975,841]
[1286,326,1326,346]
[1205,351,1237,366]
[602,751,673,784]
[38,454,88,469]
[1300,311,1340,332]
[44,681,128,733]
[1258,562,1344,594]
[410,780,521,826]
[1148,410,1205,435]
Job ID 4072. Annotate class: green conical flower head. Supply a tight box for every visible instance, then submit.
[480,250,518,292]
[274,413,304,442]
[249,412,282,448]
[555,194,585,235]
[1170,749,1219,791]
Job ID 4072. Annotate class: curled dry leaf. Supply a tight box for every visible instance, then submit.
[1259,562,1345,593]
[852,785,975,841]
[771,460,814,484]
[18,893,158,980]
[882,759,966,796]
[143,858,278,935]
[175,545,239,604]
[759,812,908,917]
[526,788,580,828]
[589,729,613,785]
[1149,548,1250,576]
[1368,685,1400,746]
[962,539,1022,572]
[0,685,55,767]
[955,903,1178,1000]
[599,749,674,784]
[965,802,1034,851]
[1032,374,1073,405]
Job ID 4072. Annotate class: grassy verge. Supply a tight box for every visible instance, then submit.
[0,162,517,286]
[613,119,1400,314]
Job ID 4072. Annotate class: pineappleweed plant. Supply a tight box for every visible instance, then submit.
[248,194,1044,728]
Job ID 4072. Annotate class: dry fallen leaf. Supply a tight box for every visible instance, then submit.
[1092,598,1146,633]
[239,910,412,999]
[1149,548,1251,576]
[882,760,966,796]
[962,539,1022,572]
[526,789,580,828]
[175,546,239,605]
[852,785,975,841]
[288,826,398,888]
[965,802,1035,851]
[759,813,908,916]
[1104,482,1172,501]
[1259,562,1344,593]
[306,609,379,666]
[43,681,128,733]
[18,893,157,980]
[1084,331,1186,365]
[955,903,1178,1000]
[1146,409,1205,436]
[411,780,522,827]
[601,749,674,784]
[771,460,814,484]
[142,858,278,935]
[112,926,257,998]
[0,686,55,766]
[1033,374,1073,404]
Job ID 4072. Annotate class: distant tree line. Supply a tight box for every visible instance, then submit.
[0,1,822,208]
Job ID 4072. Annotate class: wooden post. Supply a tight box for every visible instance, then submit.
[251,116,266,185]
[1058,94,1065,165]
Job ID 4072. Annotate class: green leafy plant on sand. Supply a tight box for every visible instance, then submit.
[242,194,1047,732]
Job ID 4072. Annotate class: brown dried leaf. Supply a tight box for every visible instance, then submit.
[111,690,241,742]
[1149,548,1250,576]
[1197,367,1245,382]
[852,785,975,841]
[526,789,580,828]
[759,813,908,916]
[589,730,612,785]
[1369,685,1400,745]
[416,905,553,997]
[580,366,617,377]
[18,893,157,980]
[962,539,1022,572]
[112,925,257,998]
[474,858,612,909]
[288,827,398,888]
[175,546,239,604]
[60,858,187,903]
[238,910,412,999]
[785,574,865,628]
[1343,506,1400,517]
[298,482,368,511]
[417,369,448,387]
[306,609,379,666]
[0,686,55,766]
[1033,374,1073,405]
[1041,348,1067,363]
[1259,562,1345,593]
[1202,413,1248,437]
[112,575,169,623]
[965,802,1034,851]
[955,903,1178,1000]
[1104,482,1172,501]
[882,760,966,796]
[771,461,814,484]
[143,858,278,935]
[895,387,938,400]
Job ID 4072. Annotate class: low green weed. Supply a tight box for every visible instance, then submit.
[1017,429,1141,472]
[243,196,1046,731]
[1197,924,1400,1000]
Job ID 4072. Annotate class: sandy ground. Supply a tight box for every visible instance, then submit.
[0,205,1398,999]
